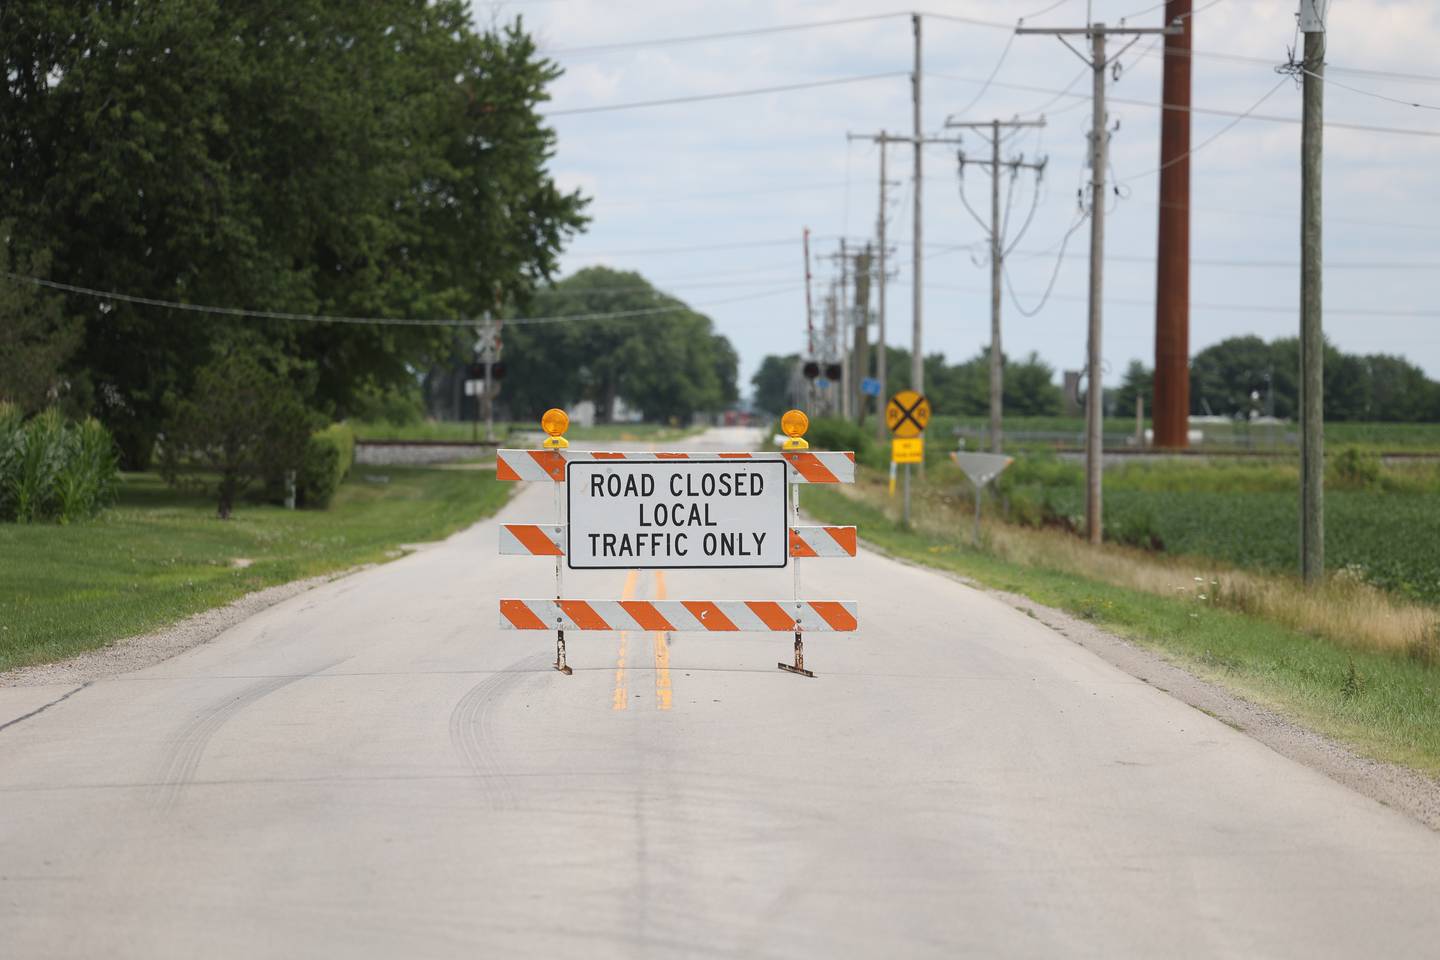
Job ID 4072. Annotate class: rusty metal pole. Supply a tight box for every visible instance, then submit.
[1153,0,1192,449]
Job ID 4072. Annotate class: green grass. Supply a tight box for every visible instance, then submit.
[803,483,1440,774]
[350,419,704,444]
[0,466,511,671]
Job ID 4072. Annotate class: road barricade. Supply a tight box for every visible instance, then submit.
[496,409,858,677]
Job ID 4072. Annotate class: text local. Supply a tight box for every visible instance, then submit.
[585,467,773,560]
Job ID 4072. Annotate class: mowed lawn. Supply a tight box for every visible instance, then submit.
[1,466,510,671]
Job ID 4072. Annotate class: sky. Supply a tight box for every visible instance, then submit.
[475,0,1440,397]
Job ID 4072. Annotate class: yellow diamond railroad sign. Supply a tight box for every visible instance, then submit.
[891,437,924,464]
[886,390,931,438]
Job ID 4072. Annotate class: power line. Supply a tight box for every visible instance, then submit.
[546,71,907,116]
[1002,211,1089,318]
[1302,68,1440,111]
[1116,77,1288,181]
[575,236,834,256]
[0,271,797,327]
[924,70,1440,138]
[547,12,909,55]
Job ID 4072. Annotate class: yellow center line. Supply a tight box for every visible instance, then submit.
[653,570,672,710]
[613,568,639,711]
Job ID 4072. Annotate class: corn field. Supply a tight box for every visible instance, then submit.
[0,404,119,523]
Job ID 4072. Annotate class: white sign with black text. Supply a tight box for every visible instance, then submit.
[566,460,787,569]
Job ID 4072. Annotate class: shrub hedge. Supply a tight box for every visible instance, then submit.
[299,422,356,508]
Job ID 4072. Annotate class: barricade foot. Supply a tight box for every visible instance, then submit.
[777,633,815,678]
[554,630,572,676]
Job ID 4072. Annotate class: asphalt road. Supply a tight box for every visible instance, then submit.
[3,427,1439,958]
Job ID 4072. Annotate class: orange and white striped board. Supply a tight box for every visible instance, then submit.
[499,524,858,559]
[499,599,858,633]
[496,449,855,484]
[787,525,858,558]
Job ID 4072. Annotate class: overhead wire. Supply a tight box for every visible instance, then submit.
[1003,214,1089,318]
[546,71,908,116]
[0,271,798,328]
[923,71,1440,138]
[1302,69,1440,111]
[1113,77,1288,182]
[547,11,911,55]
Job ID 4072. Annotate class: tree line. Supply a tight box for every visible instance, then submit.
[1,2,587,467]
[752,348,1062,418]
[756,336,1439,425]
[1116,336,1440,422]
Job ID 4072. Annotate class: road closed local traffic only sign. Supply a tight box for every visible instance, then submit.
[566,460,788,569]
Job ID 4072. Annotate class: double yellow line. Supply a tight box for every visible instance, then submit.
[613,569,672,711]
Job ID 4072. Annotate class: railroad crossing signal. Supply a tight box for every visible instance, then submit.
[886,390,930,438]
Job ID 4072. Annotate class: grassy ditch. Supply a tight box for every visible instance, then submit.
[802,475,1440,775]
[0,466,510,671]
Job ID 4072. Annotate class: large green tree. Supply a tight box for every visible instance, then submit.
[1190,336,1438,421]
[501,268,739,423]
[2,2,586,464]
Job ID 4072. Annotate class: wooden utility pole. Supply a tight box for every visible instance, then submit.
[1017,17,1180,545]
[911,14,924,397]
[853,244,873,425]
[945,117,1047,453]
[1299,0,1326,583]
[847,130,907,440]
[839,238,850,420]
[1153,0,1192,449]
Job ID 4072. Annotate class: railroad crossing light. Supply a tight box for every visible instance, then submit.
[825,363,842,382]
[467,362,486,379]
[541,407,569,449]
[780,408,809,451]
[490,361,506,381]
[802,361,820,380]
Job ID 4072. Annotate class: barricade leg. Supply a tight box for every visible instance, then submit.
[778,475,816,678]
[554,628,571,675]
[777,630,815,678]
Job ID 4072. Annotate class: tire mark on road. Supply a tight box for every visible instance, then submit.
[152,659,345,812]
[448,653,548,810]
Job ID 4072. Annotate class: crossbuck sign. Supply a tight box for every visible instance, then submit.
[568,460,787,568]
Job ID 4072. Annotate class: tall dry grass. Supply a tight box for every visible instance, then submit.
[845,472,1440,662]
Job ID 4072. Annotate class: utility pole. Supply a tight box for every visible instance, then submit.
[1299,0,1326,583]
[945,117,1047,454]
[840,238,850,420]
[1017,18,1180,545]
[911,13,924,397]
[1153,0,1193,449]
[802,228,815,411]
[847,130,906,441]
[852,243,873,425]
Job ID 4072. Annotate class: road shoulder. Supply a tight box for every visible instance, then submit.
[862,538,1440,832]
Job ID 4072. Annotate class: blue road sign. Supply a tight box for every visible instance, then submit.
[861,377,881,397]
[815,377,831,390]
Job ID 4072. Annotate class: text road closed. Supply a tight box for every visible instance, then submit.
[566,460,787,569]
